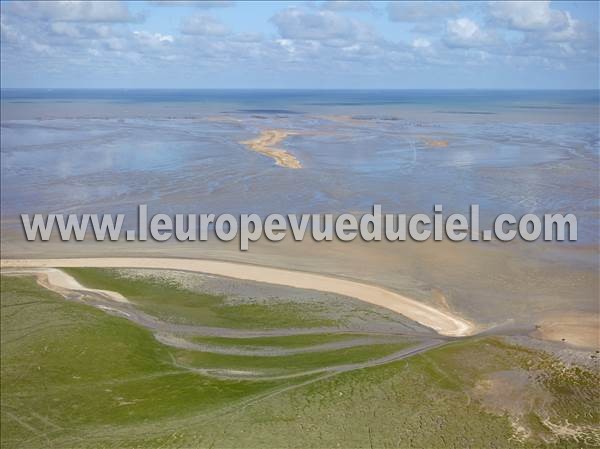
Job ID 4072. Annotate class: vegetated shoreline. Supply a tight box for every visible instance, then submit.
[10,267,130,304]
[239,129,302,169]
[0,257,475,337]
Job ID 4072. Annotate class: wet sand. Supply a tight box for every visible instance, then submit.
[1,234,597,349]
[424,139,449,148]
[239,130,302,168]
[0,258,475,337]
[532,312,599,349]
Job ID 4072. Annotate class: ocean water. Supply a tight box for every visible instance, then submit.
[1,89,599,246]
[2,88,597,109]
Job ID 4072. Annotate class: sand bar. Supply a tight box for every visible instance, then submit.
[1,258,475,337]
[240,130,302,169]
[2,267,129,303]
[424,139,449,148]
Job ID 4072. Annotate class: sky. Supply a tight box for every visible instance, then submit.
[1,0,598,89]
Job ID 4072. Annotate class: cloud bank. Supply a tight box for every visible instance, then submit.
[1,0,597,88]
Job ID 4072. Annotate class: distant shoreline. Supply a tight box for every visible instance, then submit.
[2,88,600,92]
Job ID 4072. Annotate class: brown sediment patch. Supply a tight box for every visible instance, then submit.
[541,419,600,446]
[474,368,600,445]
[424,139,449,148]
[239,129,302,169]
[531,312,599,349]
[474,370,552,417]
[473,369,552,442]
[430,288,451,312]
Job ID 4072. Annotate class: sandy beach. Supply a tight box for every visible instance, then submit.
[240,129,302,169]
[0,257,475,337]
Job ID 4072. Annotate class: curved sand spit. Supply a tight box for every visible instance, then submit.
[2,267,129,303]
[240,129,302,169]
[0,258,475,337]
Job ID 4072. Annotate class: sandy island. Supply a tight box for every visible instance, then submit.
[424,139,449,148]
[240,130,302,169]
[0,258,475,337]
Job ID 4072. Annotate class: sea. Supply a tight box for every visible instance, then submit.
[1,89,598,245]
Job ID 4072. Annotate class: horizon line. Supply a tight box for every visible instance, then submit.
[1,87,599,91]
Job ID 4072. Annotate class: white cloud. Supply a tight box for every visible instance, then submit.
[489,1,569,31]
[190,0,235,6]
[320,1,375,13]
[1,0,596,87]
[270,8,373,43]
[411,37,433,53]
[50,22,82,38]
[412,37,431,49]
[388,1,460,22]
[6,1,141,23]
[411,37,435,56]
[148,0,234,7]
[445,17,494,48]
[448,18,479,39]
[486,2,596,63]
[133,30,174,50]
[181,15,230,36]
[536,12,590,44]
[48,22,114,40]
[231,32,263,43]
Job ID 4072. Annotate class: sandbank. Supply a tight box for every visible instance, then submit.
[1,258,475,337]
[240,130,302,169]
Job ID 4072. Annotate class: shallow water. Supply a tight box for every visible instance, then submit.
[1,90,598,326]
[2,90,598,242]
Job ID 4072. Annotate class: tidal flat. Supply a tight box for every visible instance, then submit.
[1,90,598,346]
[1,90,599,447]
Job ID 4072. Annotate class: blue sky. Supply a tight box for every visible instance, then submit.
[1,1,598,89]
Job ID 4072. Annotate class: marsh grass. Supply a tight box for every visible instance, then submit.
[2,274,598,449]
[63,268,338,329]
